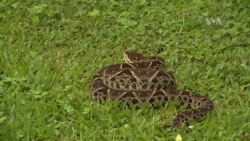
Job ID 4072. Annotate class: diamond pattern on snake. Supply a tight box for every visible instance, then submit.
[89,51,214,130]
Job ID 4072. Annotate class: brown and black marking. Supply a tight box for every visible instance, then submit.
[89,51,214,130]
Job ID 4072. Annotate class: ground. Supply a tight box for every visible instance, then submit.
[0,1,249,140]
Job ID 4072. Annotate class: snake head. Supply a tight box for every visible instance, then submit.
[123,51,144,63]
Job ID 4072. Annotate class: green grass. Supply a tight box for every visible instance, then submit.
[0,0,250,140]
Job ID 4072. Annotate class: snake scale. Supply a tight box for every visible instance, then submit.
[89,51,214,130]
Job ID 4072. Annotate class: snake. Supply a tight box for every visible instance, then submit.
[89,51,214,130]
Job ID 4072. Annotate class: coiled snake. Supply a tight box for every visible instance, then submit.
[89,51,214,130]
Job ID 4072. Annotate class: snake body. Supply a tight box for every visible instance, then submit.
[89,52,214,129]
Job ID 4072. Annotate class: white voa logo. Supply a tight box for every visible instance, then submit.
[205,17,222,25]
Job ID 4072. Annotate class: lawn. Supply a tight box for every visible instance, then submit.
[0,0,249,140]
